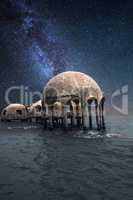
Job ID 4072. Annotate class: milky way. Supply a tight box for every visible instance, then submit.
[0,0,73,106]
[12,0,72,79]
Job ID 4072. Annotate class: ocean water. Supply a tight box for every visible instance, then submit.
[0,115,133,200]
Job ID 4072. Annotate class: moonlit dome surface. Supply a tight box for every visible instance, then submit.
[43,71,103,104]
[30,100,42,108]
[4,104,26,113]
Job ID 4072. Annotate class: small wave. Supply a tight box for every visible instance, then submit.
[75,131,133,140]
[23,126,40,130]
[106,133,121,138]
[74,131,123,139]
[74,131,104,139]
[7,127,12,130]
[7,125,42,130]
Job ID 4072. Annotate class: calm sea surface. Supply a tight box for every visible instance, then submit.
[0,115,133,200]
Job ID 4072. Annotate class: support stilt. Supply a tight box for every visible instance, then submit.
[48,106,53,129]
[88,100,92,129]
[95,100,100,130]
[83,103,89,129]
[62,105,68,128]
[99,97,105,130]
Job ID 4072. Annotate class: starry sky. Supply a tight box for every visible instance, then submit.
[0,0,133,113]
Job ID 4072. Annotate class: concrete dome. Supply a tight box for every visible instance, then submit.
[4,104,26,113]
[30,100,42,109]
[28,100,42,120]
[43,71,103,104]
[1,104,27,121]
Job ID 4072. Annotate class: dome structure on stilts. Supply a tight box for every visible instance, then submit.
[42,71,105,130]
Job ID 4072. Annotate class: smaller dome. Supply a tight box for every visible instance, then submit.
[4,104,26,112]
[28,100,42,116]
[1,104,27,121]
[30,100,42,109]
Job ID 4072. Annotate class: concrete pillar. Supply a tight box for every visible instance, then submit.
[70,102,76,127]
[99,97,105,130]
[83,102,89,129]
[48,106,53,128]
[73,113,77,126]
[64,105,69,128]
[72,103,77,127]
[88,100,92,129]
[76,104,81,127]
[101,98,105,129]
[95,100,100,130]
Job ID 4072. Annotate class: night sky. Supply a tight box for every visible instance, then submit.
[0,0,133,113]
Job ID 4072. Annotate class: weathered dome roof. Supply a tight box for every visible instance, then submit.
[5,104,26,111]
[43,71,103,104]
[2,104,26,114]
[30,100,42,108]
